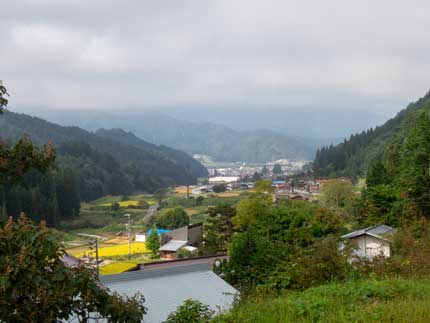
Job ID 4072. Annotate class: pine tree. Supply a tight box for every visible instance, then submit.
[399,109,430,215]
[366,160,390,187]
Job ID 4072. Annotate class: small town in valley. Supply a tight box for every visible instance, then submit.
[2,2,430,322]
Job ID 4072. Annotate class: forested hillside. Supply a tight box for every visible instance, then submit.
[313,91,430,178]
[94,128,207,179]
[46,111,320,162]
[0,111,207,224]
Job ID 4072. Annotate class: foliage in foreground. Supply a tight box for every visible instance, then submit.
[166,299,214,323]
[213,277,430,323]
[0,215,146,322]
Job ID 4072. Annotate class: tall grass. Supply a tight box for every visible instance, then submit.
[213,278,430,323]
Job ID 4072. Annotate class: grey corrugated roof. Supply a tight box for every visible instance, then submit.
[159,239,187,251]
[101,264,238,323]
[341,224,394,240]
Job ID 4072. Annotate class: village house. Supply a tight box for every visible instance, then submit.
[341,224,395,259]
[159,223,203,259]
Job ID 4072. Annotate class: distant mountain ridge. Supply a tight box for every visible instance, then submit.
[38,111,323,162]
[313,91,430,178]
[0,111,207,198]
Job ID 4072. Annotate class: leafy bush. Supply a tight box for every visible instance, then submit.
[213,183,227,193]
[165,299,213,323]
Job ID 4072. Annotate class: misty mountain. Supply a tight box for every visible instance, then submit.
[27,110,327,162]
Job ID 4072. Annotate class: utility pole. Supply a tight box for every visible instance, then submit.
[124,213,131,260]
[78,233,104,276]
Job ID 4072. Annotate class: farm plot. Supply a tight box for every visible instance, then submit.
[73,242,149,258]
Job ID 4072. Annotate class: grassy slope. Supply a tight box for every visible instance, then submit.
[213,278,430,323]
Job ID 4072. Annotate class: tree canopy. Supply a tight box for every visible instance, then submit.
[156,207,190,230]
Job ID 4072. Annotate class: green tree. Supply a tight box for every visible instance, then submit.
[366,160,390,186]
[111,201,121,211]
[320,180,355,209]
[147,227,160,259]
[261,165,269,177]
[165,299,213,323]
[224,226,273,288]
[0,135,55,187]
[0,82,55,186]
[213,183,227,193]
[233,195,270,229]
[156,207,189,230]
[195,195,204,206]
[204,204,236,253]
[252,172,262,182]
[154,188,167,205]
[398,109,430,215]
[0,80,8,113]
[0,203,7,223]
[0,214,146,322]
[255,180,274,193]
[360,184,402,226]
[272,163,282,174]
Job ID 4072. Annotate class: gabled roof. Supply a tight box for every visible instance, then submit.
[100,263,238,323]
[341,224,394,240]
[159,239,188,252]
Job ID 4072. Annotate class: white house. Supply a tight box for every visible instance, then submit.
[341,224,395,259]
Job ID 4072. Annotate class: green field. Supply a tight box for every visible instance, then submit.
[62,190,250,274]
[213,278,430,323]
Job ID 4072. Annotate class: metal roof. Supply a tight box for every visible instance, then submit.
[100,264,238,323]
[159,239,188,252]
[341,224,394,240]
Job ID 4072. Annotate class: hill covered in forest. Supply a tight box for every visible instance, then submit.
[0,111,207,201]
[313,91,430,178]
[34,111,323,162]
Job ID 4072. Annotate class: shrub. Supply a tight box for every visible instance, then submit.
[111,201,120,211]
[213,183,227,193]
[165,299,213,323]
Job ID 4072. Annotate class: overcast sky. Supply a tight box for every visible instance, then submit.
[1,0,430,115]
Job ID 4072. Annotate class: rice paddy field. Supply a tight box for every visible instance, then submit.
[63,189,250,274]
[69,242,149,258]
[99,262,138,275]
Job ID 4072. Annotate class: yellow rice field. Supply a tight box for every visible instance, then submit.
[100,200,156,207]
[101,200,139,207]
[99,262,137,275]
[75,242,149,257]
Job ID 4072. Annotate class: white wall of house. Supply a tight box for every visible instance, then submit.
[350,235,390,258]
[135,234,146,242]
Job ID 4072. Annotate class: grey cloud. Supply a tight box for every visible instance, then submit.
[1,0,430,112]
